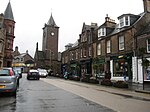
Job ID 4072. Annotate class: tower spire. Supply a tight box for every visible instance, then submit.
[4,1,14,21]
[47,13,57,27]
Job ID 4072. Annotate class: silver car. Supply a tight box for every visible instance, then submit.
[38,68,48,78]
[0,68,19,96]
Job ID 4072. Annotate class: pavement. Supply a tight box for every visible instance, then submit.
[43,77,150,112]
[127,81,150,94]
[47,76,150,94]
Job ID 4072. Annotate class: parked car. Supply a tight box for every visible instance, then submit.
[0,68,19,96]
[27,69,40,80]
[37,69,48,78]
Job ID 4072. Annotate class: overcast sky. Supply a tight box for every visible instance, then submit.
[0,0,144,57]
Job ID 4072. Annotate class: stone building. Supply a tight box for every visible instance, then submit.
[0,14,5,68]
[34,14,61,75]
[61,0,150,84]
[12,47,34,72]
[0,1,15,67]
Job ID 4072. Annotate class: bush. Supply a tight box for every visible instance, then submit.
[113,81,128,88]
[101,79,113,86]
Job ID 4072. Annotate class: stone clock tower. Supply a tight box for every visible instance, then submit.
[42,13,59,69]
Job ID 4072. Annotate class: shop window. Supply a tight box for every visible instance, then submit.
[113,59,128,77]
[146,67,150,80]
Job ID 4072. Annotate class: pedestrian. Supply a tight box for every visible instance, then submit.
[64,71,68,79]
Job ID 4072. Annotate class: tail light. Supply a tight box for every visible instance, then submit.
[10,69,14,76]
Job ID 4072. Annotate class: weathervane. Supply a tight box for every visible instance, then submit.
[51,8,52,12]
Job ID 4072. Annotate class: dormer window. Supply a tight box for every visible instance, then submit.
[119,16,130,28]
[98,28,106,38]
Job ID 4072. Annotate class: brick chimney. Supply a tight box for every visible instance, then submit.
[105,14,116,28]
[143,0,150,12]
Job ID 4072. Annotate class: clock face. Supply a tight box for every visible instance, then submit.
[51,32,55,36]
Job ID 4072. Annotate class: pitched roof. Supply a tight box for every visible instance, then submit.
[137,22,150,36]
[108,13,144,36]
[4,2,14,21]
[47,13,57,27]
[82,22,98,33]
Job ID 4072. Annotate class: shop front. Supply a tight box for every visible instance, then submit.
[143,58,150,82]
[93,57,105,79]
[110,54,132,81]
[80,59,92,81]
[70,61,81,80]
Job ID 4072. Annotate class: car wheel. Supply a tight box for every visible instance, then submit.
[12,91,16,96]
[11,88,17,96]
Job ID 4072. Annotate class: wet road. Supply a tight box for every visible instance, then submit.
[0,74,115,112]
[42,77,150,112]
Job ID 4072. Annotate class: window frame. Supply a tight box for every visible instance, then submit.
[119,16,130,28]
[119,36,125,51]
[97,43,101,55]
[98,28,106,38]
[106,40,111,53]
[89,46,92,57]
[147,39,150,53]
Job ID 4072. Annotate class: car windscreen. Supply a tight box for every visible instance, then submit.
[0,69,9,76]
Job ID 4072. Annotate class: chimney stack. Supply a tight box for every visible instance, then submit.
[143,0,150,12]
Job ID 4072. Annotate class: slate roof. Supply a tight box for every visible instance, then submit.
[14,53,26,59]
[4,2,14,21]
[137,22,150,36]
[82,22,98,33]
[14,53,33,59]
[107,13,144,37]
[47,13,58,27]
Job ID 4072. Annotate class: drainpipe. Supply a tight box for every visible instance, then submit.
[132,27,138,83]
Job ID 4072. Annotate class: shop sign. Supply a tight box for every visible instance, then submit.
[70,64,77,68]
